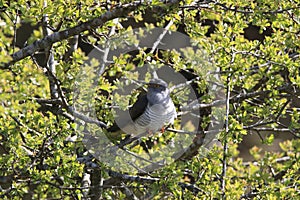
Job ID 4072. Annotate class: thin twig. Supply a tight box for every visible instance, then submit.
[42,0,58,99]
[150,20,174,54]
[97,18,119,76]
[221,74,231,198]
[10,115,42,136]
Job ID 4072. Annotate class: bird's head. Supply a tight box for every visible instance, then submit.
[147,78,170,105]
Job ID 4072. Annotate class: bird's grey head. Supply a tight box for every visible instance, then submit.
[147,78,170,105]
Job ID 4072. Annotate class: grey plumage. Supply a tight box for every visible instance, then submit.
[109,78,177,137]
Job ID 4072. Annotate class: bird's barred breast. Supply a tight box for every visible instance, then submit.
[134,102,176,134]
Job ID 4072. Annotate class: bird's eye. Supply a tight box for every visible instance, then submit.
[149,84,159,88]
[148,83,165,90]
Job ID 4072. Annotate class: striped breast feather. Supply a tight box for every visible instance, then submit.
[115,99,176,136]
[134,102,176,133]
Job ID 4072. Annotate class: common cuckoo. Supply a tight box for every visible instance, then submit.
[108,78,177,138]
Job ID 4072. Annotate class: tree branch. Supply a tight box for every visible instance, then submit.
[0,1,181,69]
[178,182,203,195]
[107,170,159,183]
[182,83,299,111]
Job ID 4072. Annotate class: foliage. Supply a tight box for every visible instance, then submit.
[0,0,299,199]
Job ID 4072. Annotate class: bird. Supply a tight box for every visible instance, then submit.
[107,78,177,142]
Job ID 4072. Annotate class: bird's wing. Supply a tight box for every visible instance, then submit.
[129,93,148,121]
[107,91,148,133]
